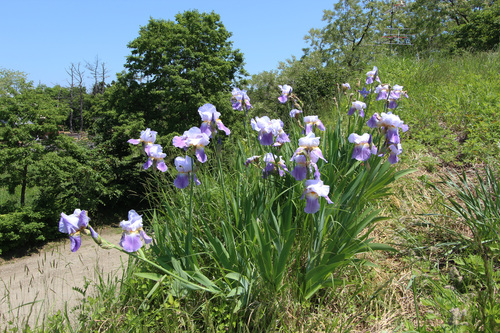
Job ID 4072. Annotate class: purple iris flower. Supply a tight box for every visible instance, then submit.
[198,103,231,137]
[301,179,334,214]
[59,209,98,252]
[127,128,157,146]
[290,109,303,119]
[388,144,403,164]
[119,210,152,253]
[172,127,210,163]
[290,155,308,181]
[173,155,201,189]
[231,88,253,111]
[278,84,293,103]
[348,101,367,117]
[367,113,381,128]
[387,85,408,109]
[262,153,288,178]
[303,116,325,135]
[251,116,274,146]
[375,84,390,101]
[245,155,261,167]
[388,97,398,109]
[382,112,409,144]
[348,133,377,161]
[358,87,371,99]
[366,66,381,85]
[143,144,168,172]
[291,132,327,164]
[342,83,351,91]
[270,119,290,146]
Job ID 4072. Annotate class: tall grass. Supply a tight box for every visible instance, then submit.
[371,51,500,165]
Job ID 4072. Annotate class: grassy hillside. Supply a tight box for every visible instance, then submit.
[374,52,500,166]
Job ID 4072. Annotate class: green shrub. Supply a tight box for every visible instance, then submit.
[0,208,47,254]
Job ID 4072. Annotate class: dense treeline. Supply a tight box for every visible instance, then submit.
[1,2,498,254]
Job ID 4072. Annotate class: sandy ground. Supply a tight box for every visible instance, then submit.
[0,227,128,330]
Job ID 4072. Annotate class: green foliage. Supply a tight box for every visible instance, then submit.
[111,10,246,135]
[0,68,28,97]
[453,2,500,52]
[304,0,388,69]
[249,52,348,116]
[304,1,498,60]
[0,70,124,253]
[0,208,46,254]
[364,52,500,165]
[408,0,497,54]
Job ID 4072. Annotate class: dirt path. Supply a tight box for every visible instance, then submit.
[0,227,128,330]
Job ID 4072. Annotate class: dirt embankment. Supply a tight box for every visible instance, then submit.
[0,227,128,330]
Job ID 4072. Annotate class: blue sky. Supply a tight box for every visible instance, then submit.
[1,0,333,87]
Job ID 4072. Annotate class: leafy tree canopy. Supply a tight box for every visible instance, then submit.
[304,0,499,65]
[108,10,246,136]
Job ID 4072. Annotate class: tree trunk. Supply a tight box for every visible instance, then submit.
[20,163,28,207]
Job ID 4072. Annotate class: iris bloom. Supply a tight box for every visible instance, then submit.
[367,112,409,144]
[348,133,377,161]
[262,153,288,178]
[172,127,210,163]
[388,143,403,164]
[144,144,168,172]
[348,101,367,117]
[290,109,303,119]
[119,210,152,253]
[301,179,334,214]
[375,84,391,101]
[251,116,274,146]
[291,132,327,164]
[303,116,325,135]
[198,103,230,137]
[59,209,98,252]
[290,154,308,181]
[244,155,260,167]
[367,113,381,129]
[173,155,201,189]
[342,83,351,91]
[358,87,371,99]
[127,128,157,146]
[366,66,381,85]
[231,88,252,111]
[278,84,293,103]
[388,85,408,109]
[270,119,290,145]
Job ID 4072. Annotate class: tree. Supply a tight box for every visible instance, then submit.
[109,10,246,135]
[0,70,116,253]
[249,52,347,117]
[452,2,500,52]
[86,55,109,95]
[0,68,28,97]
[65,64,76,132]
[304,0,388,70]
[0,72,67,206]
[407,0,497,54]
[74,63,85,132]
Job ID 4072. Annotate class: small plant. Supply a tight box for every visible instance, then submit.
[440,167,500,331]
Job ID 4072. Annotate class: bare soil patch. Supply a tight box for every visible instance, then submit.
[0,227,128,330]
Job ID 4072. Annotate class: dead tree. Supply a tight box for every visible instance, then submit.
[65,64,76,132]
[86,55,109,95]
[74,63,85,132]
